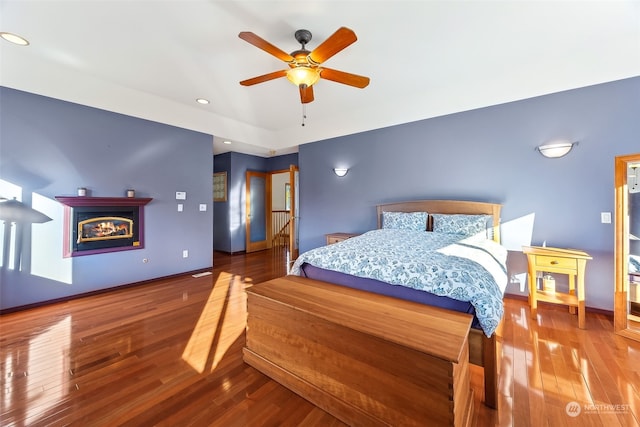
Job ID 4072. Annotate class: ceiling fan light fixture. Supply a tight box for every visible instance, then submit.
[239,27,367,103]
[286,66,320,87]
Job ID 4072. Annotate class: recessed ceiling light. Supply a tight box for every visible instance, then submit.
[223,140,232,145]
[196,98,209,105]
[0,32,29,46]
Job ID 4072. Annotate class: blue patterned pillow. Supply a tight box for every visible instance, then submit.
[382,211,428,231]
[431,214,490,237]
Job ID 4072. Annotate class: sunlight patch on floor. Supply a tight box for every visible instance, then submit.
[1,315,72,424]
[182,271,249,373]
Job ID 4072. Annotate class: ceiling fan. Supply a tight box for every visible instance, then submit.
[238,27,370,104]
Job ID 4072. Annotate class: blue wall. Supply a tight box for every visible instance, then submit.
[213,152,232,253]
[0,87,213,310]
[298,77,640,311]
[268,153,299,172]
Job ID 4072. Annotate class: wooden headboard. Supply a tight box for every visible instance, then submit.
[376,199,502,243]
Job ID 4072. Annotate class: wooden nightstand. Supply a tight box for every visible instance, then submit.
[325,232,359,245]
[523,246,592,329]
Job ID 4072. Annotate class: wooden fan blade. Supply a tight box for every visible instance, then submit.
[299,84,314,104]
[308,27,357,64]
[319,68,370,88]
[240,70,287,86]
[239,32,294,62]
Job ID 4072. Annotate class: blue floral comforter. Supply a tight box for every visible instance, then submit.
[290,229,508,336]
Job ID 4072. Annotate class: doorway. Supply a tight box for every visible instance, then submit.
[245,166,299,257]
[614,153,640,342]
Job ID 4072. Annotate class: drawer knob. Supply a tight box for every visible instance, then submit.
[551,260,559,265]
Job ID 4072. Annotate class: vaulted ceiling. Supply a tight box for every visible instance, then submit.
[1,1,638,157]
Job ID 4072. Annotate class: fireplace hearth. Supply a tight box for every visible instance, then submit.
[56,196,152,257]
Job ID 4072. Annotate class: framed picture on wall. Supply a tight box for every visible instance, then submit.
[213,172,227,202]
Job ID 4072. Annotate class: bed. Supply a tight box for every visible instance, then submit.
[630,254,640,274]
[289,199,507,409]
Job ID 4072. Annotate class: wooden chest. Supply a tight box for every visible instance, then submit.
[244,275,474,426]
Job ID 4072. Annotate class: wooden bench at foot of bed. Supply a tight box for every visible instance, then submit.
[244,276,475,427]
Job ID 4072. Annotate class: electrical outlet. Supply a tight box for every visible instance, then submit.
[601,212,611,224]
[182,250,188,258]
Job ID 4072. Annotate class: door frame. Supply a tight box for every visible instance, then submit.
[244,166,299,255]
[614,153,640,341]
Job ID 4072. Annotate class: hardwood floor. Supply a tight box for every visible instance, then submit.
[1,249,639,426]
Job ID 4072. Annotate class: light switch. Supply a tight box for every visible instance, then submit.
[601,212,611,224]
[176,191,186,200]
[177,204,183,212]
[199,204,207,212]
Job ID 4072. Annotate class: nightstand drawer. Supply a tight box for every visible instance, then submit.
[535,255,578,270]
[325,233,359,245]
[327,236,345,245]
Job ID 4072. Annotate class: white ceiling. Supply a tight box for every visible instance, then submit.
[1,1,639,158]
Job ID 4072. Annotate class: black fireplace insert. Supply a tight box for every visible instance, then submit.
[55,196,152,257]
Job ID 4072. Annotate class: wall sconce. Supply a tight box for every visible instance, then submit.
[333,168,349,177]
[536,141,578,158]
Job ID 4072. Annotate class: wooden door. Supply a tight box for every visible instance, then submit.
[245,171,270,253]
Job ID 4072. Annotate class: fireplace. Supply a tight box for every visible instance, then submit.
[74,206,138,252]
[56,196,152,257]
[78,216,134,243]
